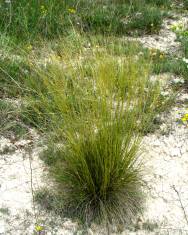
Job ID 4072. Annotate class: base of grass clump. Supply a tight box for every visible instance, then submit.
[40,120,144,227]
[34,188,64,215]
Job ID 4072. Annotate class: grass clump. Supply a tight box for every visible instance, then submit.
[44,122,143,225]
[0,28,171,227]
[21,40,169,228]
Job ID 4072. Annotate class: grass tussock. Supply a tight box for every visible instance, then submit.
[44,123,143,225]
[18,40,170,226]
[0,36,174,226]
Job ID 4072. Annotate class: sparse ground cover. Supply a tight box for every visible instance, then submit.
[0,0,188,234]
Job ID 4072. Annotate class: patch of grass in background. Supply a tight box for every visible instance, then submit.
[0,33,36,98]
[0,99,28,139]
[151,27,188,87]
[183,0,188,9]
[0,56,31,97]
[121,6,164,35]
[181,37,188,58]
[173,24,188,59]
[0,0,68,40]
[145,0,171,6]
[0,0,169,41]
[169,22,188,86]
[178,31,188,64]
[80,3,165,35]
[153,56,188,81]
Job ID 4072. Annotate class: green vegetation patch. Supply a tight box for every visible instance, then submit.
[0,99,28,139]
[0,0,170,40]
[20,39,174,227]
